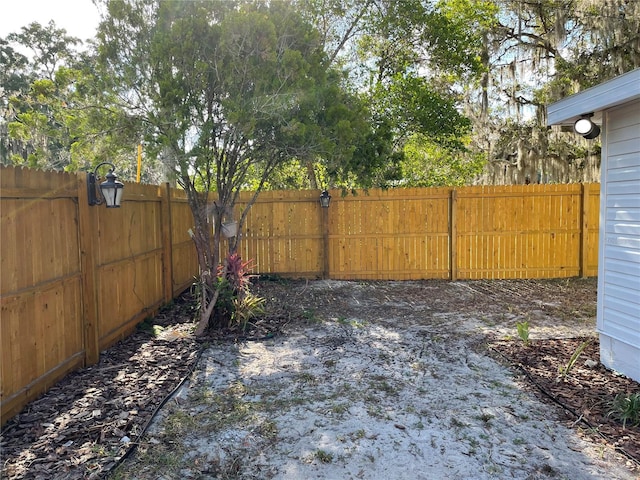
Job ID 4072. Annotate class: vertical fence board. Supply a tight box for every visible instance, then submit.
[450,189,457,281]
[1,199,18,293]
[170,193,197,294]
[587,184,600,276]
[161,183,173,302]
[77,171,99,366]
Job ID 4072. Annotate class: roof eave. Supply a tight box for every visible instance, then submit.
[547,68,640,126]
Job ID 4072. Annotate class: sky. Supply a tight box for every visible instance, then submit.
[0,0,102,41]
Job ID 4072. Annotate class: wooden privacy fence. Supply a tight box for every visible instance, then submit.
[1,165,600,425]
[1,166,197,424]
[236,183,600,280]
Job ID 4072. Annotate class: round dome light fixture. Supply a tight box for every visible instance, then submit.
[574,114,600,139]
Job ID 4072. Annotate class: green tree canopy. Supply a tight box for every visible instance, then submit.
[96,0,369,332]
[1,21,147,177]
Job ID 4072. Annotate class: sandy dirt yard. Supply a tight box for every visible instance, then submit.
[107,278,639,480]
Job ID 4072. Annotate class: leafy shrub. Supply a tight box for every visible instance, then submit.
[608,392,640,429]
[233,291,265,332]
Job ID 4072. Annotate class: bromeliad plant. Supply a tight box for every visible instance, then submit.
[211,253,265,333]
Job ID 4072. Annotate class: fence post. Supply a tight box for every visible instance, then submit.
[450,189,458,281]
[322,201,330,279]
[161,182,174,301]
[580,183,589,278]
[77,172,100,366]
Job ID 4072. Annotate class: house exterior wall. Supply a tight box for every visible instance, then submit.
[597,99,640,382]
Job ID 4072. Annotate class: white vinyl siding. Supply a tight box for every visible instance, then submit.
[548,69,640,382]
[597,99,640,381]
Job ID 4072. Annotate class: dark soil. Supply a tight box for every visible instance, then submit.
[1,278,638,479]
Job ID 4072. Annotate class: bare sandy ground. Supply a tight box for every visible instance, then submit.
[114,280,638,479]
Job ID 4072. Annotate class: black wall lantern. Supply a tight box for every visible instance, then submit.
[574,113,601,139]
[87,162,124,207]
[319,190,331,208]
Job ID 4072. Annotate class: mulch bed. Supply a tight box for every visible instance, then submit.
[491,337,640,467]
[1,294,201,480]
